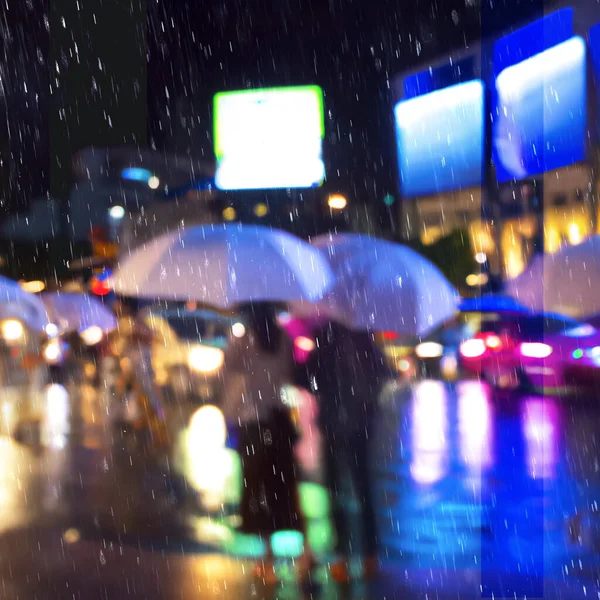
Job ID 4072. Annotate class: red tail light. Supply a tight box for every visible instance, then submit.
[481,333,503,350]
[90,277,110,297]
[460,331,510,359]
[382,331,399,341]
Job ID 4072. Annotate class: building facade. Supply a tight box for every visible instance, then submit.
[392,1,600,283]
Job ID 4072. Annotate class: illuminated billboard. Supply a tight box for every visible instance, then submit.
[394,80,485,198]
[591,22,600,139]
[214,86,325,191]
[493,9,586,182]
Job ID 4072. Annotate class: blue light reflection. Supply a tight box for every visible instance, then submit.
[121,167,153,182]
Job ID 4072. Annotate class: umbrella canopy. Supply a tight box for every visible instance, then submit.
[0,276,48,331]
[108,223,335,308]
[41,292,117,334]
[294,233,459,336]
[459,294,529,314]
[505,237,600,318]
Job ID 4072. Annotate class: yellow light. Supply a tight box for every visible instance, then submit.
[465,273,489,287]
[187,345,225,373]
[80,326,104,346]
[43,340,63,365]
[568,222,582,245]
[1,319,24,342]
[440,355,458,380]
[147,175,160,190]
[421,226,443,246]
[222,207,237,221]
[83,362,97,379]
[63,528,81,544]
[295,336,316,352]
[545,226,562,254]
[253,203,269,217]
[20,280,45,293]
[327,194,348,210]
[185,406,232,504]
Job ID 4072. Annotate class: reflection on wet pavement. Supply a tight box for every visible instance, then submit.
[377,379,600,598]
[0,373,598,597]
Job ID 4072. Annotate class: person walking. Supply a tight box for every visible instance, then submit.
[221,302,314,584]
[298,320,396,582]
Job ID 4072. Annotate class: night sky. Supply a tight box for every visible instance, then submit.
[0,0,550,219]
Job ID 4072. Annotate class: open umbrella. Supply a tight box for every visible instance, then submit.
[108,223,335,308]
[0,276,48,331]
[294,233,459,336]
[506,237,600,318]
[41,292,117,334]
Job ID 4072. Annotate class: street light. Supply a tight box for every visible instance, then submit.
[253,203,269,217]
[109,205,125,220]
[327,194,348,210]
[222,207,237,221]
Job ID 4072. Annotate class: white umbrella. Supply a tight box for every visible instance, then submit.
[506,236,600,318]
[294,233,459,336]
[41,292,117,334]
[108,223,335,308]
[0,276,48,331]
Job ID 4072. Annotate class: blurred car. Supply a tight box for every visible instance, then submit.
[141,306,239,401]
[459,312,600,393]
[379,296,530,382]
[380,311,525,382]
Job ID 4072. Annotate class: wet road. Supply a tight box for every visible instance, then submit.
[0,372,599,598]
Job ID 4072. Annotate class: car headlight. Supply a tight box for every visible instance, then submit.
[415,341,444,359]
[43,340,66,365]
[80,326,104,346]
[188,346,225,374]
[1,319,24,343]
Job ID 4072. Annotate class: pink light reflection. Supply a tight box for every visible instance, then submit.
[279,317,316,363]
[410,380,449,485]
[457,380,494,473]
[293,388,321,475]
[522,398,560,480]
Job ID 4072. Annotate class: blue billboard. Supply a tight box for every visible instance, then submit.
[394,79,485,198]
[493,9,587,182]
[591,23,600,139]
